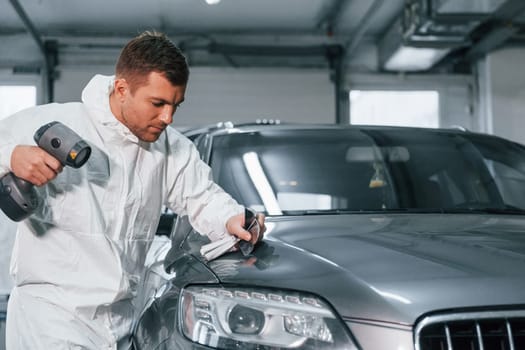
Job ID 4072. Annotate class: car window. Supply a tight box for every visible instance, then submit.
[207,128,525,215]
[472,135,525,209]
[210,129,391,214]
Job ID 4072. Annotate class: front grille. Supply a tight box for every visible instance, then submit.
[415,310,525,350]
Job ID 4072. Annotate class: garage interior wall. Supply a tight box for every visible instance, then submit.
[5,36,525,141]
[482,47,525,145]
[2,33,478,129]
[55,66,336,127]
[5,64,479,132]
[52,67,475,130]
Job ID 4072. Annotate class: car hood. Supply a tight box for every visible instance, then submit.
[210,213,525,325]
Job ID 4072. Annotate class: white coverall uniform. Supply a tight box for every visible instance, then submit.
[0,75,243,349]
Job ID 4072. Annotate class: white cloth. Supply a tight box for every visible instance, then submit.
[0,212,16,295]
[0,74,243,349]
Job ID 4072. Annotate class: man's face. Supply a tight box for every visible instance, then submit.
[112,71,186,142]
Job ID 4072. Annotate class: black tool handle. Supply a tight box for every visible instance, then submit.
[0,172,39,221]
[238,208,258,256]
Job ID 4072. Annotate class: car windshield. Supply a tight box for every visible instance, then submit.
[209,128,525,216]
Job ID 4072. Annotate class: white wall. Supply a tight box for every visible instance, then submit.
[482,47,525,144]
[53,65,336,126]
[53,64,475,130]
[178,67,335,126]
[54,65,114,103]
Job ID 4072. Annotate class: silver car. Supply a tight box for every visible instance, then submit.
[133,123,525,350]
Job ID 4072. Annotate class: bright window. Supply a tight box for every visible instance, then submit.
[350,90,439,128]
[0,85,37,120]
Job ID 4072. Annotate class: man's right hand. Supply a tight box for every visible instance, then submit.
[11,145,63,186]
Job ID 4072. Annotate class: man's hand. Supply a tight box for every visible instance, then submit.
[11,145,63,186]
[226,210,266,243]
[201,209,266,261]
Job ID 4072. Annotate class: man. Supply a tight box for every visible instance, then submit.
[0,31,264,349]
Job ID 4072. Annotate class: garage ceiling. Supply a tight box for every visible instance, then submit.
[2,0,398,35]
[2,0,525,72]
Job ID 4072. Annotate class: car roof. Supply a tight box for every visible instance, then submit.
[181,120,491,140]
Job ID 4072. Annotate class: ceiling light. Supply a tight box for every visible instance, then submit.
[434,0,506,15]
[205,0,221,4]
[383,45,450,71]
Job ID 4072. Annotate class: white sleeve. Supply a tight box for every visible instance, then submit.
[0,139,16,178]
[165,133,244,241]
[0,109,37,178]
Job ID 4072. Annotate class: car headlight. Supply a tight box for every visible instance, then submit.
[180,285,358,349]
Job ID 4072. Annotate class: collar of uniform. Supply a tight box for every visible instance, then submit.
[82,74,139,144]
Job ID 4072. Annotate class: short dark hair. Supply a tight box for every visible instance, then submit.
[115,31,189,91]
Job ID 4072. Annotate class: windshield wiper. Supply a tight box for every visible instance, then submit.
[281,206,525,216]
[442,207,525,215]
[281,208,445,216]
[281,209,356,216]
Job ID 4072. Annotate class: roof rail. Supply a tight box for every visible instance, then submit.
[255,118,281,125]
[215,121,234,129]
